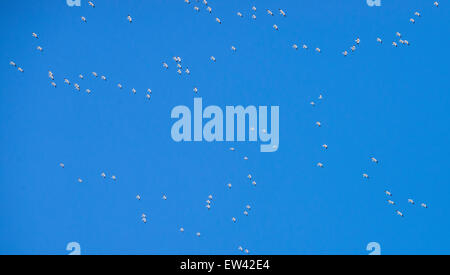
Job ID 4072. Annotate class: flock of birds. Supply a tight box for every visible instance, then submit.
[8,0,442,254]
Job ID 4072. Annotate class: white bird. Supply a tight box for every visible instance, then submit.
[74,83,80,91]
[194,6,200,12]
[206,204,211,210]
[414,12,421,17]
[232,217,236,223]
[136,195,141,200]
[206,199,211,204]
[207,7,212,13]
[10,61,16,67]
[350,45,356,52]
[404,40,410,46]
[237,12,243,17]
[177,69,182,75]
[303,44,308,49]
[180,227,185,232]
[318,94,323,100]
[279,9,286,16]
[85,89,91,94]
[127,15,133,23]
[322,144,328,149]
[434,2,439,7]
[273,24,279,31]
[363,173,369,179]
[238,246,243,252]
[392,42,398,47]
[141,214,146,219]
[231,46,236,52]
[396,210,404,217]
[111,175,116,181]
[385,190,392,196]
[79,74,84,79]
[245,249,249,254]
[342,51,348,56]
[203,0,208,5]
[51,82,57,88]
[227,183,232,189]
[193,87,198,93]
[317,162,324,168]
[59,163,65,168]
[244,156,249,160]
[230,147,235,151]
[355,38,360,44]
[396,32,402,38]
[17,67,24,73]
[142,217,147,223]
[252,6,256,12]
[421,203,428,209]
[315,48,321,53]
[267,9,274,16]
[246,205,251,210]
[64,78,70,85]
[388,200,395,205]
[216,17,221,24]
[371,157,378,163]
[408,199,415,204]
[293,44,299,50]
[310,101,315,107]
[377,37,383,44]
[162,194,167,200]
[77,178,83,183]
[101,172,106,178]
[247,174,252,180]
[208,195,213,200]
[196,232,201,237]
[252,181,256,186]
[184,0,190,3]
[210,56,216,62]
[92,72,98,77]
[185,68,190,74]
[410,18,415,24]
[88,1,95,8]
[117,83,123,89]
[32,32,39,39]
[316,122,322,127]
[101,75,107,81]
[81,16,87,23]
[48,71,54,80]
[163,62,169,69]
[132,88,136,94]
[252,14,256,20]
[243,210,249,216]
[147,89,152,94]
[37,46,43,52]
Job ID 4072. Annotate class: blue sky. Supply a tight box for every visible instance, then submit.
[0,0,449,255]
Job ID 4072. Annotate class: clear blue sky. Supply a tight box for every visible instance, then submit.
[0,0,449,255]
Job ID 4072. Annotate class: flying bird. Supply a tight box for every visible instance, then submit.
[237,12,243,17]
[88,1,95,8]
[421,203,428,209]
[81,16,87,23]
[267,9,274,16]
[273,24,279,31]
[408,199,415,205]
[385,191,392,196]
[396,210,404,217]
[279,9,286,16]
[127,15,133,23]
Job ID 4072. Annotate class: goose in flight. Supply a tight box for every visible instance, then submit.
[342,51,348,56]
[207,7,212,13]
[396,32,402,38]
[410,18,415,24]
[434,2,439,7]
[392,42,398,47]
[231,46,236,51]
[193,87,198,93]
[74,83,80,91]
[117,83,123,89]
[136,195,141,201]
[421,203,428,209]
[385,190,392,196]
[111,175,116,181]
[81,16,87,23]
[101,75,107,81]
[315,48,321,53]
[293,44,299,50]
[387,200,395,205]
[216,17,222,24]
[273,24,279,31]
[77,178,83,183]
[414,12,421,17]
[196,232,201,237]
[32,32,39,39]
[303,44,308,49]
[127,15,133,23]
[10,61,16,67]
[17,67,24,72]
[88,1,95,7]
[238,246,243,252]
[59,163,65,168]
[252,14,256,20]
[101,172,106,178]
[355,38,360,44]
[243,211,249,216]
[408,199,415,205]
[377,37,382,44]
[85,89,91,94]
[363,173,369,179]
[194,6,200,12]
[142,217,147,223]
[132,88,136,94]
[247,174,252,180]
[322,144,328,150]
[64,78,70,85]
[210,56,216,62]
[163,62,169,69]
[48,71,54,80]
[317,162,324,168]
[162,194,167,200]
[267,9,274,16]
[51,82,57,88]
[92,72,98,77]
[232,217,237,223]
[371,157,378,163]
[79,74,84,79]
[37,46,43,52]
[279,9,286,16]
[227,183,232,189]
[180,227,185,232]
[252,181,257,186]
[252,6,256,12]
[237,12,243,17]
[396,210,404,217]
[316,121,322,127]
